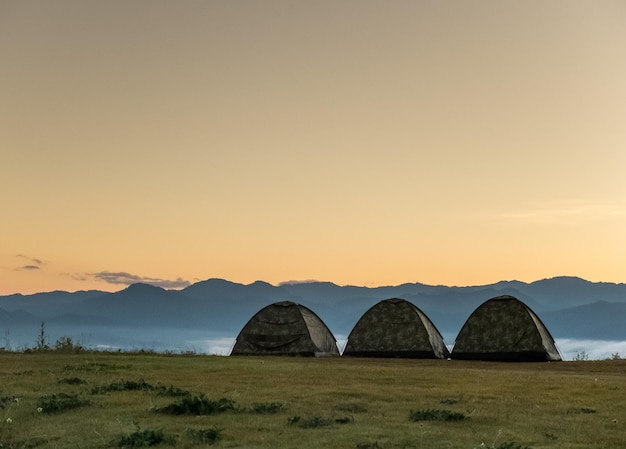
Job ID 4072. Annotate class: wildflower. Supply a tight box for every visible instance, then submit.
[6,418,12,424]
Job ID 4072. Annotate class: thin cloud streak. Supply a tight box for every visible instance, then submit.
[15,254,44,265]
[499,201,626,224]
[90,271,191,289]
[18,265,40,271]
[15,255,45,272]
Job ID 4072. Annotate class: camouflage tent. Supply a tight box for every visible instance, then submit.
[451,295,561,362]
[343,298,450,359]
[230,301,339,357]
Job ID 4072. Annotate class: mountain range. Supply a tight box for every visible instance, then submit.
[1,276,625,352]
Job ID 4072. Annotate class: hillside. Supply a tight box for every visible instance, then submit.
[1,276,625,354]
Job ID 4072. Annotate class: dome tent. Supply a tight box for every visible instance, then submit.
[343,298,450,359]
[451,295,561,362]
[230,301,339,357]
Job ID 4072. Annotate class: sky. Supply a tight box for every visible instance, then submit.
[2,1,626,295]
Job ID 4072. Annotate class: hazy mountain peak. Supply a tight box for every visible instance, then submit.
[532,276,587,285]
[185,278,241,289]
[248,280,275,288]
[123,283,165,293]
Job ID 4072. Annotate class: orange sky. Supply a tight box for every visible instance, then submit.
[2,1,625,295]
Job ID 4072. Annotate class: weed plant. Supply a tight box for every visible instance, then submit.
[251,402,284,414]
[63,361,132,371]
[334,402,368,413]
[356,443,382,449]
[116,429,173,447]
[493,443,533,449]
[58,377,87,385]
[91,378,189,396]
[439,397,462,405]
[288,415,334,428]
[408,408,467,422]
[37,393,91,413]
[91,378,153,394]
[288,415,353,428]
[566,407,596,414]
[0,396,18,409]
[186,427,222,445]
[156,394,235,415]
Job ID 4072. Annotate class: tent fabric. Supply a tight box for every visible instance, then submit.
[230,301,339,357]
[451,295,562,362]
[342,298,450,359]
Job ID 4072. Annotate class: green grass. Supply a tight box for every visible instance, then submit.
[0,352,625,448]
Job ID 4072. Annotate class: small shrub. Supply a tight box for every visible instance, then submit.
[116,429,172,447]
[64,362,131,372]
[287,415,300,425]
[251,402,284,414]
[54,336,84,353]
[287,416,334,428]
[334,416,354,424]
[409,409,467,422]
[187,427,223,445]
[544,432,558,441]
[439,397,462,405]
[157,395,235,416]
[567,407,596,414]
[157,384,190,397]
[0,434,48,449]
[91,379,152,394]
[0,395,18,409]
[494,443,532,449]
[58,377,86,385]
[357,443,383,449]
[334,403,368,413]
[38,393,91,413]
[91,379,189,396]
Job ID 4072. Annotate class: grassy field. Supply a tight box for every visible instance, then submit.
[1,352,625,449]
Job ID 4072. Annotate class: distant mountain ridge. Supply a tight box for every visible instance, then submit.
[1,276,625,349]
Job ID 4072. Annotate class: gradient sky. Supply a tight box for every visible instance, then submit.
[2,1,625,295]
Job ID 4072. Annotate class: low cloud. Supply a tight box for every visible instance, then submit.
[186,337,236,355]
[556,339,626,361]
[279,279,321,286]
[90,271,191,289]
